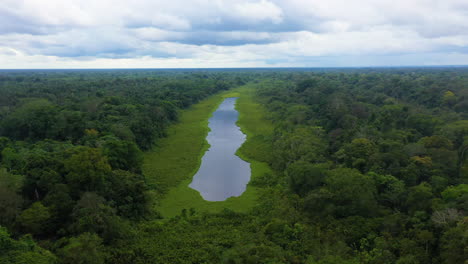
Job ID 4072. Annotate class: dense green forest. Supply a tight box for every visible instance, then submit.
[0,69,467,263]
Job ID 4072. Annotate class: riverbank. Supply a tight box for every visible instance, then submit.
[142,84,273,218]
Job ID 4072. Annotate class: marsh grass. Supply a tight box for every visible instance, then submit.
[142,85,274,217]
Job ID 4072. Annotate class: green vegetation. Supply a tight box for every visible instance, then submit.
[0,70,245,263]
[147,85,273,217]
[0,69,467,263]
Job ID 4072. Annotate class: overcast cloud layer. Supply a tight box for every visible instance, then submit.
[1,0,468,68]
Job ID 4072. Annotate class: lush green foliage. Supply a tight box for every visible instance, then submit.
[249,69,468,263]
[0,69,467,263]
[0,70,242,262]
[0,226,56,264]
[149,86,273,217]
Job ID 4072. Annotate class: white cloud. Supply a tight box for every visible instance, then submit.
[233,0,283,24]
[133,27,185,42]
[1,0,94,27]
[0,0,468,67]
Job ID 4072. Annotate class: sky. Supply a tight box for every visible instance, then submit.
[1,0,468,68]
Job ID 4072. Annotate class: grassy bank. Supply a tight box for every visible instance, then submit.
[142,85,273,218]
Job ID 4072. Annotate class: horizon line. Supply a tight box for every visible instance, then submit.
[1,65,468,70]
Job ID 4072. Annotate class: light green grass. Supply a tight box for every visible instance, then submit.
[143,85,274,218]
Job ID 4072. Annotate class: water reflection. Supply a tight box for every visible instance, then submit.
[189,97,251,201]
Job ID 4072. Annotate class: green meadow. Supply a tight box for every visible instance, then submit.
[142,85,274,218]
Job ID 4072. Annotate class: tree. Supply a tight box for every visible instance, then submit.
[402,156,433,186]
[52,110,86,141]
[0,169,23,227]
[0,186,23,228]
[59,233,106,264]
[130,116,156,150]
[1,99,58,140]
[327,168,378,217]
[285,104,311,125]
[109,124,135,142]
[43,184,74,227]
[104,170,149,218]
[431,208,462,226]
[369,172,405,208]
[415,229,434,256]
[101,136,143,172]
[286,161,327,196]
[441,120,468,149]
[441,184,468,211]
[405,182,433,214]
[1,147,23,171]
[442,91,456,107]
[70,192,124,241]
[376,104,408,131]
[439,218,468,264]
[0,136,10,151]
[419,136,453,150]
[17,202,51,235]
[64,147,111,194]
[305,168,378,218]
[336,138,377,172]
[406,114,440,136]
[0,226,57,264]
[273,127,327,171]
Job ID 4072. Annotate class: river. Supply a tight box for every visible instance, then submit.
[188,97,251,201]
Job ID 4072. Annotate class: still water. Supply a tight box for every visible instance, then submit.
[189,97,251,201]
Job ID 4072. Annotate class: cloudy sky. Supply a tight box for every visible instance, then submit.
[1,0,468,68]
